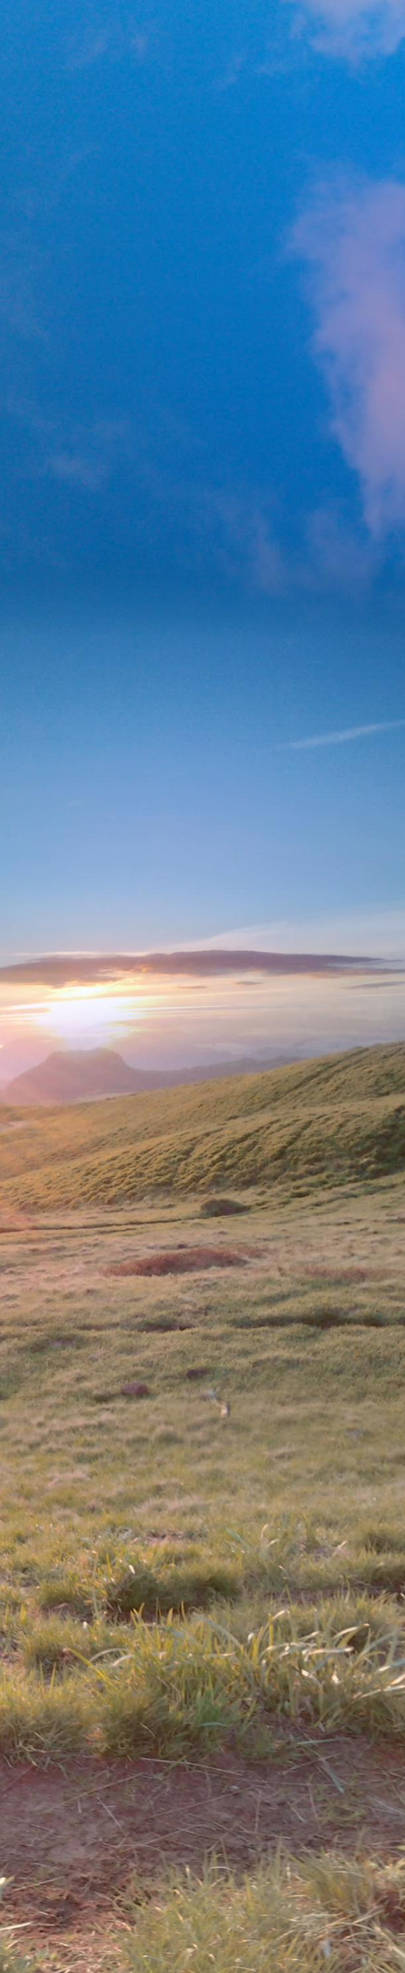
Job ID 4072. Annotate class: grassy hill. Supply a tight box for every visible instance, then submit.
[1,1054,405,1967]
[1,1040,405,1208]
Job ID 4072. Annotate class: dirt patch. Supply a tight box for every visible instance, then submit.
[3,1737,405,1951]
[107,1246,252,1277]
[120,1380,151,1398]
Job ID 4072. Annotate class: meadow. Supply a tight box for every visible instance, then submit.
[1,1044,405,1967]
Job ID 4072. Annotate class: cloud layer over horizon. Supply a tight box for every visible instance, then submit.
[0,947,386,990]
[0,942,403,1081]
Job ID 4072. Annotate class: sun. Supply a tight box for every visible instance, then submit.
[35,985,146,1047]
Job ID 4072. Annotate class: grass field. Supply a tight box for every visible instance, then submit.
[1,1044,405,1966]
[1,1040,405,1208]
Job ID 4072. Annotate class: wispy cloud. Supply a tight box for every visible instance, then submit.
[65,7,152,71]
[292,178,405,536]
[46,419,132,493]
[199,907,405,961]
[216,1,405,79]
[286,0,405,59]
[127,445,286,595]
[278,718,405,750]
[48,452,107,492]
[7,373,287,590]
[207,491,285,594]
[303,505,377,588]
[215,51,248,92]
[0,227,46,345]
[4,409,134,496]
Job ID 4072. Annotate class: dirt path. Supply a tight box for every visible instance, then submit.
[1,1737,405,1962]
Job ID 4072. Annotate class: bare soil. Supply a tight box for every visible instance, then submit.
[2,1739,405,1957]
[106,1246,253,1276]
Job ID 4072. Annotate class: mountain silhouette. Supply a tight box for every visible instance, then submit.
[3,1046,286,1106]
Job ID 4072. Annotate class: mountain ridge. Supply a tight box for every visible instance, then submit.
[2,1045,293,1108]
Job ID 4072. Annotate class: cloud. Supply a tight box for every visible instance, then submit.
[278,717,405,749]
[65,7,152,70]
[215,51,248,92]
[216,1,405,76]
[292,178,405,536]
[45,418,133,493]
[1,939,402,1069]
[0,948,381,991]
[129,447,286,595]
[303,505,377,587]
[199,907,405,961]
[10,378,283,590]
[204,491,285,594]
[0,227,46,345]
[48,452,107,492]
[286,0,405,58]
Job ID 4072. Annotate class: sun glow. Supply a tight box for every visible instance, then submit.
[34,985,150,1045]
[0,951,404,1076]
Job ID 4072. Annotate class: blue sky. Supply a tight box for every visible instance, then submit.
[1,0,405,1066]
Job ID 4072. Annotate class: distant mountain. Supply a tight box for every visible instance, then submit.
[4,1050,141,1106]
[3,1046,291,1107]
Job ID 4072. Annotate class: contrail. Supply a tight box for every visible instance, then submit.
[278,719,405,752]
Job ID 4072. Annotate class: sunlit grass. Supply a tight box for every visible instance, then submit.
[123,1851,405,1972]
[1,1040,405,1207]
[0,1596,405,1763]
[1,1052,405,1963]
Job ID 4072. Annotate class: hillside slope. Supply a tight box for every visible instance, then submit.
[1,1042,405,1209]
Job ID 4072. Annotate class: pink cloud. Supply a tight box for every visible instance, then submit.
[293,179,405,535]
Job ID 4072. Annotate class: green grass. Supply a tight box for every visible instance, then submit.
[123,1852,405,1972]
[1,1592,405,1764]
[0,1948,34,1973]
[3,1848,405,1973]
[0,1881,33,1973]
[1,1041,405,1207]
[4,1850,405,1972]
[1,1048,405,1964]
[0,1127,404,1755]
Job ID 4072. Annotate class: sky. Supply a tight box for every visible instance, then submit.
[1,0,405,1074]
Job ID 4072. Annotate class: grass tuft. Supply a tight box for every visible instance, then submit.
[123,1851,405,1972]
